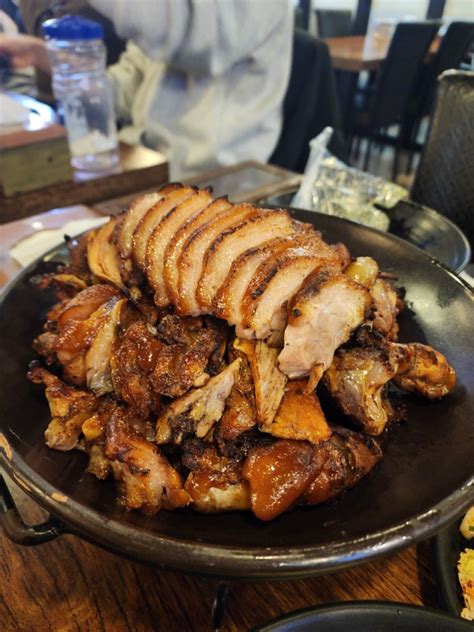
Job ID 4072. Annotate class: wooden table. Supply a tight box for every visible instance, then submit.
[326,33,441,72]
[0,177,449,632]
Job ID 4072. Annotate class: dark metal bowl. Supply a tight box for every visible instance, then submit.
[0,209,473,579]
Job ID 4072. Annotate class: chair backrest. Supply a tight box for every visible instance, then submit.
[316,9,352,38]
[426,0,446,19]
[352,0,372,36]
[370,21,441,128]
[411,70,474,247]
[269,30,347,173]
[424,22,474,107]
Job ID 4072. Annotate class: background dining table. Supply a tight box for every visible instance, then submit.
[0,190,459,632]
[326,32,441,72]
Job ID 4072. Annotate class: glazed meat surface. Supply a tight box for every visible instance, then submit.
[28,184,456,521]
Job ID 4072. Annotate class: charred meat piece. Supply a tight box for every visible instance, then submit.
[28,365,98,451]
[215,387,256,444]
[269,380,332,443]
[164,196,233,305]
[242,439,322,520]
[323,344,408,435]
[176,203,258,316]
[31,273,88,301]
[110,320,164,416]
[182,439,250,513]
[302,427,382,505]
[149,330,216,398]
[87,217,125,291]
[146,189,214,307]
[370,278,404,340]
[278,269,370,386]
[234,338,287,429]
[105,403,189,514]
[155,359,241,444]
[196,209,295,310]
[392,342,456,399]
[64,232,91,282]
[156,313,206,346]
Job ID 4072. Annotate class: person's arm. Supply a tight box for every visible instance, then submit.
[89,0,291,77]
[0,33,50,73]
[107,42,150,124]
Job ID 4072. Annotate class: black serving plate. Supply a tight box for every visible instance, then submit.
[0,209,473,579]
[433,518,472,618]
[253,601,474,631]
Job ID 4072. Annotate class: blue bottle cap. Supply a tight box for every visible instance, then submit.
[42,15,104,40]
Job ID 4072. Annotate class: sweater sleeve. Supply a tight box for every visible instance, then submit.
[107,42,148,124]
[90,0,291,77]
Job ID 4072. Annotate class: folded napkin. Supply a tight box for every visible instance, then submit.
[0,93,30,126]
[10,217,108,268]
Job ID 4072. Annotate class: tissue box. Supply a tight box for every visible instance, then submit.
[0,124,73,196]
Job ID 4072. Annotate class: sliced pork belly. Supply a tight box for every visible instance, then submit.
[146,189,214,307]
[116,186,177,259]
[87,217,124,290]
[132,185,196,272]
[176,204,259,316]
[163,196,232,306]
[278,269,371,384]
[215,232,341,326]
[196,210,294,311]
[115,185,178,284]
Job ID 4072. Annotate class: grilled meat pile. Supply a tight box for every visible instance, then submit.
[28,184,456,520]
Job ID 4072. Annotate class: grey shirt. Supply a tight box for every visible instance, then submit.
[91,0,293,179]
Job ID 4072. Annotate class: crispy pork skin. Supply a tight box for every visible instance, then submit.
[242,440,322,520]
[28,365,98,451]
[324,344,407,435]
[146,189,214,306]
[176,203,258,316]
[196,209,295,310]
[132,185,196,273]
[164,197,232,305]
[302,427,382,505]
[278,269,370,384]
[155,359,241,444]
[393,342,456,399]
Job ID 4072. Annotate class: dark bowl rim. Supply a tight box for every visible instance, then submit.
[251,600,474,631]
[0,210,473,579]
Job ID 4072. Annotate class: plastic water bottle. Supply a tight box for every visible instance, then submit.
[42,15,119,172]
